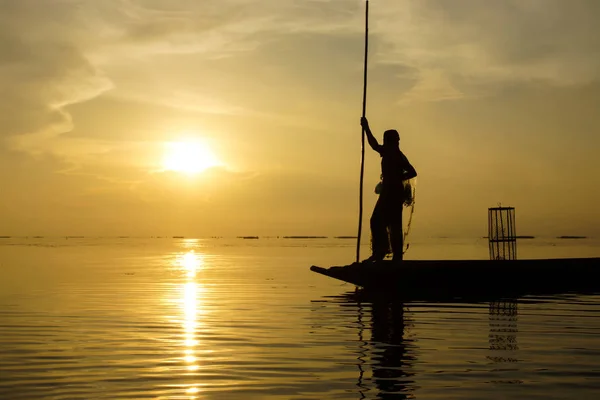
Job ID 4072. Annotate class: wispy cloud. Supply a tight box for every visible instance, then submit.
[0,28,112,140]
[368,0,600,100]
[3,0,599,151]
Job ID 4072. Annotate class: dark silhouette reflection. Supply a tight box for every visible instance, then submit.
[487,300,521,384]
[312,291,534,398]
[369,296,417,399]
[488,300,518,361]
[325,290,417,399]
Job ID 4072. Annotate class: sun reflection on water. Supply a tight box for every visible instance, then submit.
[186,387,200,395]
[178,250,203,278]
[183,281,200,372]
[174,250,205,397]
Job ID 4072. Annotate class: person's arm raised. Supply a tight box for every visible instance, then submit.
[361,117,381,153]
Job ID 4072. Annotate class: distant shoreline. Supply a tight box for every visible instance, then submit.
[282,236,328,239]
[0,235,594,240]
[482,235,536,239]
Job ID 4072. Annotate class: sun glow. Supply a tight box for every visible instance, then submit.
[162,140,222,174]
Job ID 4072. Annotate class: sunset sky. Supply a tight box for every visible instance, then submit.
[1,0,599,238]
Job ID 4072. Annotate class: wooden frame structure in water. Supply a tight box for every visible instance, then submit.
[488,207,517,260]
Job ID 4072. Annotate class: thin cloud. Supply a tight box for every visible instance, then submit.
[3,0,600,152]
[368,0,600,101]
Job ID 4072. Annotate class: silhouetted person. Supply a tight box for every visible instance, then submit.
[361,117,417,262]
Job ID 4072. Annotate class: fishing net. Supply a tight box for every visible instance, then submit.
[402,177,417,254]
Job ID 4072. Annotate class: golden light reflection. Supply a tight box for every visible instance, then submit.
[183,281,200,372]
[182,238,200,248]
[175,249,207,397]
[177,250,203,278]
[162,139,222,174]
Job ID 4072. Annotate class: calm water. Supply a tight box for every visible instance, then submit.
[0,237,599,399]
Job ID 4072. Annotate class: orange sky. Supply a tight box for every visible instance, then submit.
[1,0,599,238]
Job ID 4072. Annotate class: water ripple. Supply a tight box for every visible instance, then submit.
[1,238,599,399]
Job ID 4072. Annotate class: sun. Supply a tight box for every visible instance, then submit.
[162,140,222,174]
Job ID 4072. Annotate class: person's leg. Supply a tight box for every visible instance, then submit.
[369,196,389,261]
[389,197,404,261]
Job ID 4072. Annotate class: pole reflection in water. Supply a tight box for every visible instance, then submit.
[174,249,205,398]
[355,300,369,399]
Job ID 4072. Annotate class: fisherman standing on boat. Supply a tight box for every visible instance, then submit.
[361,117,417,262]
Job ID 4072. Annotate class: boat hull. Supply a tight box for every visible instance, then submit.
[310,258,600,300]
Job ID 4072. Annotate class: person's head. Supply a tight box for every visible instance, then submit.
[383,129,400,148]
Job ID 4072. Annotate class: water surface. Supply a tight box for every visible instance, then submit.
[0,237,599,399]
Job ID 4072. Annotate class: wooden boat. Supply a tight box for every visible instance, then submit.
[310,258,600,300]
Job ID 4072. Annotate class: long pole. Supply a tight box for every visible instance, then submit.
[356,0,369,263]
